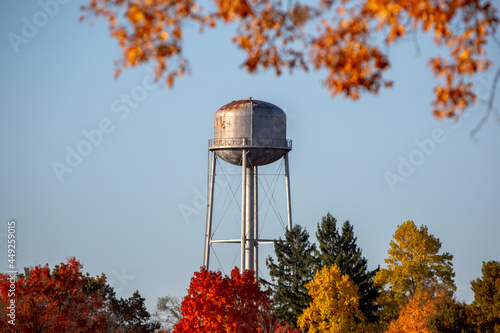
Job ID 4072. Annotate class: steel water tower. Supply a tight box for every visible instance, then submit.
[203,98,292,277]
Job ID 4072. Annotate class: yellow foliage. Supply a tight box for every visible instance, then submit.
[298,265,369,333]
[126,46,143,66]
[127,5,144,24]
[374,221,455,297]
[375,221,456,324]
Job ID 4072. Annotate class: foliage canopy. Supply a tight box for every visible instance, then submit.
[174,267,272,332]
[375,220,455,297]
[316,213,380,322]
[385,290,440,333]
[0,257,159,333]
[469,260,500,332]
[264,224,317,327]
[81,0,498,119]
[374,220,456,324]
[297,264,368,332]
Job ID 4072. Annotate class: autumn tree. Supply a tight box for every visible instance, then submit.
[0,257,159,333]
[316,213,380,323]
[374,220,456,323]
[173,267,272,332]
[264,224,318,327]
[273,323,302,333]
[385,282,470,333]
[385,291,440,333]
[468,260,500,332]
[0,257,107,332]
[81,0,498,120]
[297,264,368,332]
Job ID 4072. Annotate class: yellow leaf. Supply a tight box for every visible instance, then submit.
[127,5,144,24]
[458,49,469,61]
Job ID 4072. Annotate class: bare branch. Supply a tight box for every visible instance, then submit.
[470,66,500,138]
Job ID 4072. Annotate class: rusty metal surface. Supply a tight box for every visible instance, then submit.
[211,98,291,166]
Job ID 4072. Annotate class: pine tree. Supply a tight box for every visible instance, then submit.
[315,213,380,323]
[469,260,500,332]
[264,224,318,327]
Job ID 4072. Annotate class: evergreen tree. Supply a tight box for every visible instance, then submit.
[469,260,500,332]
[430,296,470,333]
[264,224,318,327]
[106,290,161,333]
[315,213,380,323]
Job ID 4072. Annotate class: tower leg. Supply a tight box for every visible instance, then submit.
[203,151,216,269]
[245,166,255,272]
[285,152,293,231]
[254,165,258,280]
[240,150,247,272]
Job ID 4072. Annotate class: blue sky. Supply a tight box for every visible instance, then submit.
[1,0,499,311]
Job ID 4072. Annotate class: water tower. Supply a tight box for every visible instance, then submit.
[203,98,292,277]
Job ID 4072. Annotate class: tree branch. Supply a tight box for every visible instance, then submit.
[470,66,500,138]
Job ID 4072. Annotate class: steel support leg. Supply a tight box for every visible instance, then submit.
[254,166,258,280]
[284,152,293,231]
[203,151,216,269]
[240,150,247,272]
[245,166,254,272]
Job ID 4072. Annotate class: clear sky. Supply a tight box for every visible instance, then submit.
[1,0,499,311]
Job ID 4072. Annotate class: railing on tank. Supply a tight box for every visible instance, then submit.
[209,138,292,150]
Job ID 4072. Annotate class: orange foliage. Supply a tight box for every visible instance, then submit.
[385,291,442,333]
[173,267,272,332]
[0,257,107,332]
[81,0,498,119]
[363,0,497,118]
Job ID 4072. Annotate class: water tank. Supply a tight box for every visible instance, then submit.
[209,98,292,166]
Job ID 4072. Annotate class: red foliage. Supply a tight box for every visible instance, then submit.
[275,322,302,333]
[0,257,107,332]
[174,267,272,333]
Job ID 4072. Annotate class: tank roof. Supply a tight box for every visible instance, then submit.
[217,98,282,112]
